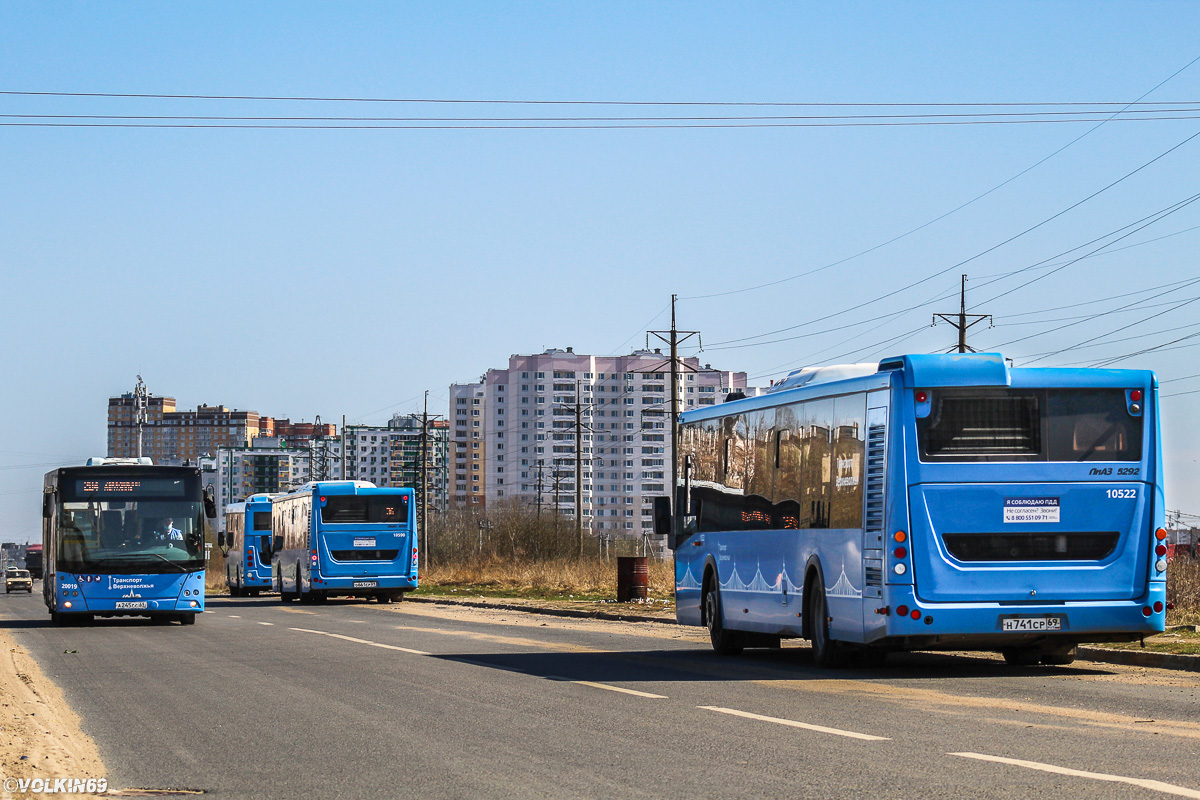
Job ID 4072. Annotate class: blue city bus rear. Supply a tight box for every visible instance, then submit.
[42,461,213,625]
[671,353,1164,666]
[872,354,1164,658]
[274,481,418,603]
[224,494,276,596]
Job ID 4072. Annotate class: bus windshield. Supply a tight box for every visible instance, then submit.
[918,388,1142,462]
[56,500,205,574]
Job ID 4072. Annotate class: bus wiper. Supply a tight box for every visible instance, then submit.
[117,552,190,573]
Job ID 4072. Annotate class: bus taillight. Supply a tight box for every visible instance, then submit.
[1156,528,1167,540]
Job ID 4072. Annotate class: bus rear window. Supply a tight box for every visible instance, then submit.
[919,389,1141,462]
[252,511,272,531]
[320,496,408,523]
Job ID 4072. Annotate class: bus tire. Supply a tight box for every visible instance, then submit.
[807,572,848,668]
[179,613,196,626]
[1001,647,1041,666]
[378,593,393,604]
[703,581,743,655]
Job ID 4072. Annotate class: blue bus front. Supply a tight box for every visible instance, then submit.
[307,484,417,602]
[877,355,1165,655]
[241,495,275,591]
[45,466,209,625]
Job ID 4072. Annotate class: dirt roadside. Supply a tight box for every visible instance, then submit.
[0,627,107,799]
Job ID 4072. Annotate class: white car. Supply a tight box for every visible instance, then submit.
[5,569,33,593]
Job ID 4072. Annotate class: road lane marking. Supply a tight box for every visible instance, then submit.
[394,625,606,653]
[257,622,274,626]
[950,753,1200,799]
[288,627,430,655]
[699,706,889,741]
[227,615,241,618]
[547,677,667,699]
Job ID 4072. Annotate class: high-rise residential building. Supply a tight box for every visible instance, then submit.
[449,347,753,541]
[343,413,449,510]
[449,382,488,509]
[108,394,266,465]
[270,419,338,451]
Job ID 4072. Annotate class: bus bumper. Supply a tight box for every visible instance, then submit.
[310,575,417,594]
[872,583,1166,649]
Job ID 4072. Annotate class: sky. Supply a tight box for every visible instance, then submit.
[2,2,1199,541]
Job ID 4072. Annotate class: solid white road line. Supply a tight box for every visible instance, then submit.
[547,677,667,699]
[699,706,890,741]
[288,627,430,655]
[950,753,1200,799]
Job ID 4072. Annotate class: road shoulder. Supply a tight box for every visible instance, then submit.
[0,626,106,798]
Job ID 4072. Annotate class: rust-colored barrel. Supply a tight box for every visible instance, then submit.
[616,556,649,602]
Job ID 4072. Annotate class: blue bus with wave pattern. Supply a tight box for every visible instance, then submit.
[669,353,1165,667]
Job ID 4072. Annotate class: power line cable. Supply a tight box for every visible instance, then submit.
[681,52,1200,303]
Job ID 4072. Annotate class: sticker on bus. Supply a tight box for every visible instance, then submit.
[1003,497,1060,524]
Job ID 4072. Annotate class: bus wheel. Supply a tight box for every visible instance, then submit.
[807,573,847,668]
[1001,647,1041,666]
[179,613,196,626]
[378,593,393,604]
[50,610,63,626]
[703,582,743,655]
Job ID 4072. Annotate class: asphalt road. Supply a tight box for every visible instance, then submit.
[3,586,1200,799]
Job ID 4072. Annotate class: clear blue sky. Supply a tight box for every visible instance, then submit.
[3,2,1199,541]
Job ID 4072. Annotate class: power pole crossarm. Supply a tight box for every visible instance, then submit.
[933,274,992,354]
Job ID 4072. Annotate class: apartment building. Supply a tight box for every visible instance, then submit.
[449,347,751,539]
[107,394,266,465]
[343,413,449,510]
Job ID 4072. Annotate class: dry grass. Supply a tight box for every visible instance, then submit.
[419,556,675,601]
[1167,555,1200,625]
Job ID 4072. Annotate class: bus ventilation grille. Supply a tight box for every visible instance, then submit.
[942,533,1119,562]
[329,549,400,562]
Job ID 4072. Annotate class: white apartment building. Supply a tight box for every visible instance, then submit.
[450,347,752,540]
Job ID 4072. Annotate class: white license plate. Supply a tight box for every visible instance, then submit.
[115,601,149,610]
[353,538,376,547]
[1002,616,1062,632]
[353,581,378,589]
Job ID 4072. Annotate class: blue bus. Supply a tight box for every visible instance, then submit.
[221,493,278,596]
[42,459,217,625]
[272,481,418,604]
[664,353,1166,666]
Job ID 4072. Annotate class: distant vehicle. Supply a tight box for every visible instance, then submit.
[272,481,417,604]
[42,458,218,625]
[220,493,279,596]
[24,544,43,580]
[6,569,33,593]
[662,352,1166,667]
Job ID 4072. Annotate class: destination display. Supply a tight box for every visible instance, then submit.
[73,478,188,498]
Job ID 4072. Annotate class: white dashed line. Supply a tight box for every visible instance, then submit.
[227,615,241,618]
[288,627,430,655]
[699,706,889,741]
[257,622,273,626]
[547,678,667,699]
[950,753,1200,799]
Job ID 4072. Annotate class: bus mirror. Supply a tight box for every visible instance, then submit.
[216,531,226,548]
[203,486,218,519]
[271,535,282,554]
[42,493,53,519]
[653,496,672,541]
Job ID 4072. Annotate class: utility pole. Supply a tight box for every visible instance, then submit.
[134,375,148,459]
[649,295,701,546]
[933,274,992,353]
[536,459,544,518]
[574,382,583,556]
[341,415,347,480]
[420,391,429,567]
